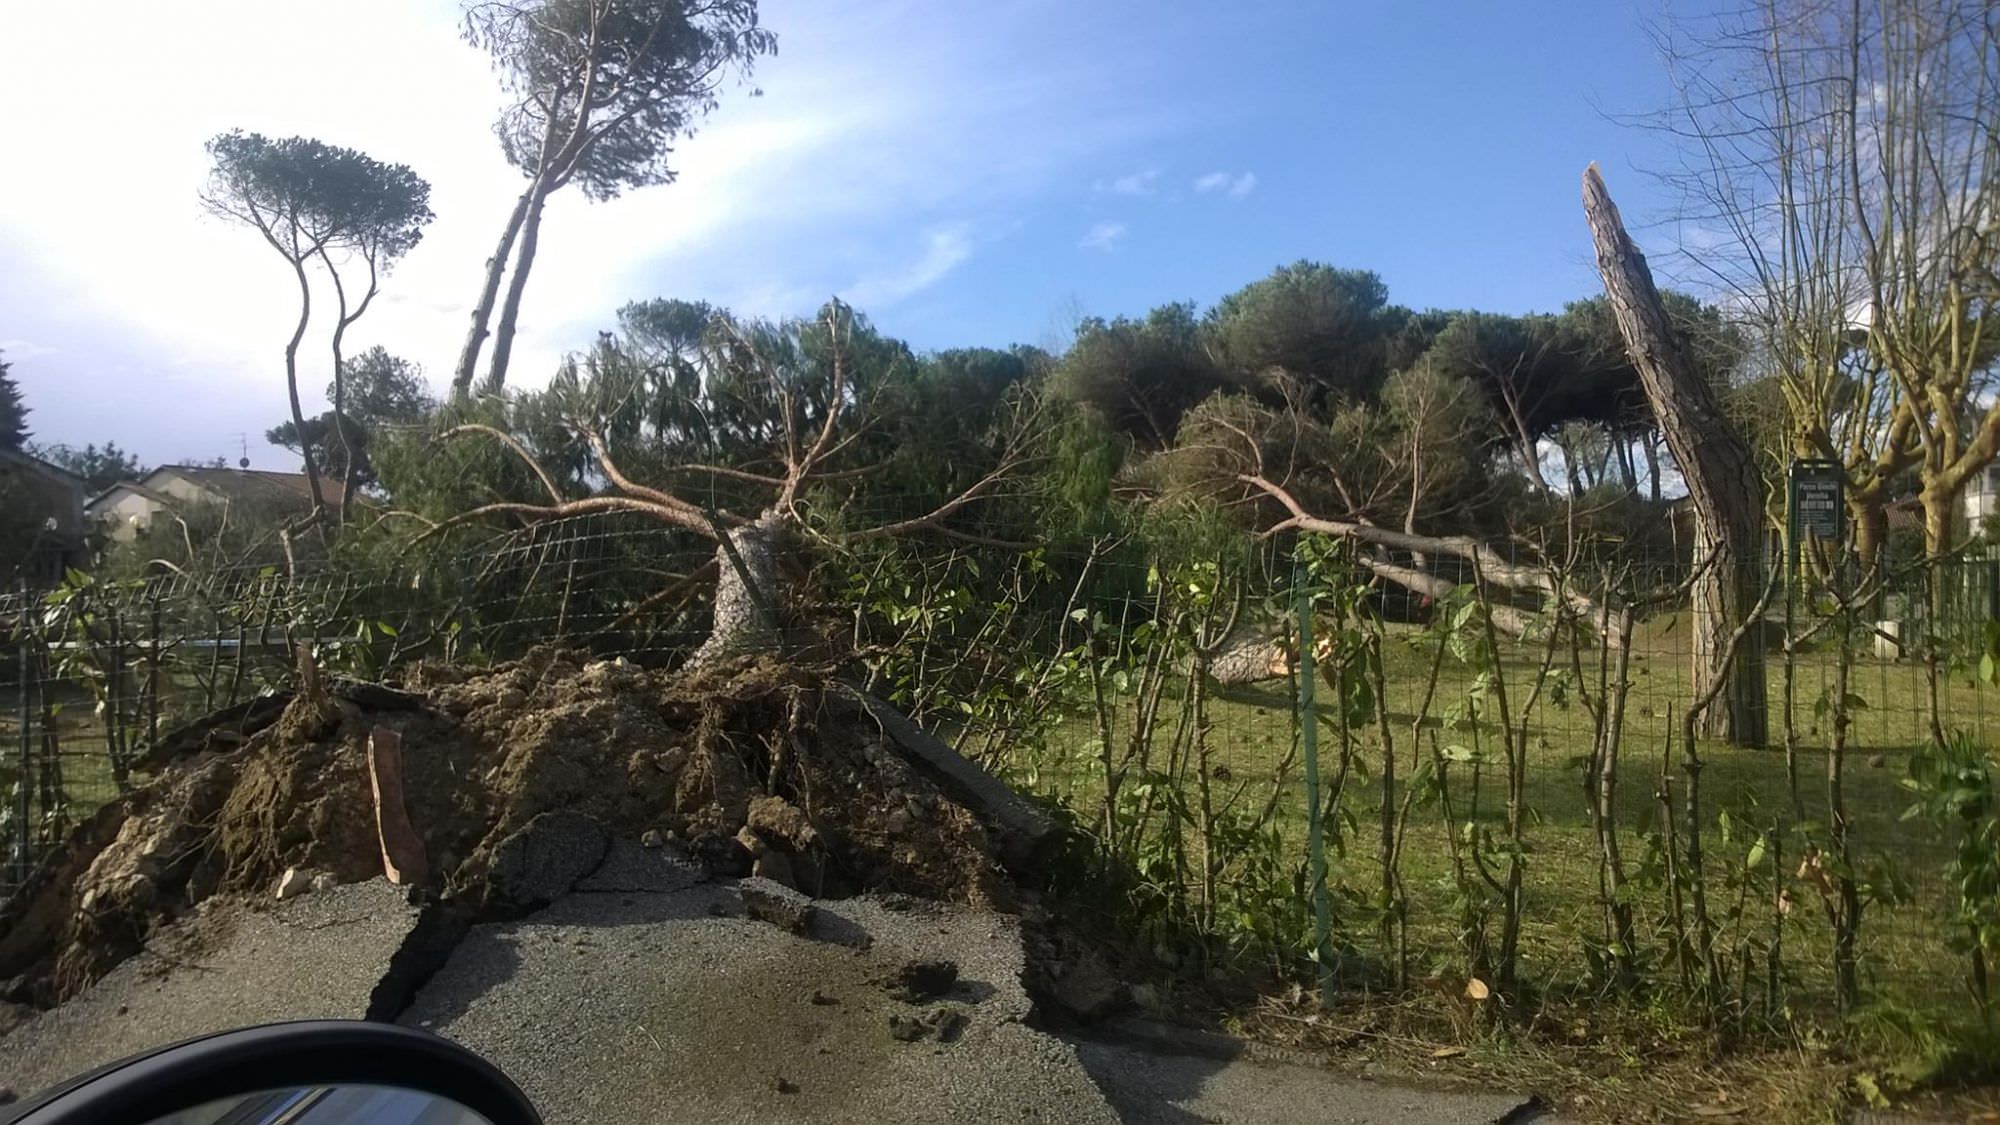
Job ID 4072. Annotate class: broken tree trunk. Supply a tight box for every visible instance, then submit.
[1583,165,1768,747]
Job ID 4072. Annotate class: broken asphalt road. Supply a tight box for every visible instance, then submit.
[0,843,1552,1123]
[0,880,422,1100]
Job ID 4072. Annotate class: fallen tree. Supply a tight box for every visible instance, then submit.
[1241,472,1624,643]
[1149,392,1625,647]
[418,300,1047,664]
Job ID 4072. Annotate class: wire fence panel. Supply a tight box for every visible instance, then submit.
[2,520,1994,1030]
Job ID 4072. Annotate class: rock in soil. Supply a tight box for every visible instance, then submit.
[739,881,818,935]
[888,1006,969,1044]
[484,811,611,910]
[745,795,819,849]
[273,867,314,901]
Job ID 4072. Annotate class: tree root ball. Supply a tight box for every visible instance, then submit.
[0,648,1011,1008]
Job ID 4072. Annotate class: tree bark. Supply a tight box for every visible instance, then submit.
[283,256,326,516]
[483,180,550,393]
[1849,488,1889,580]
[329,279,355,503]
[689,510,786,666]
[322,250,378,518]
[1919,489,1953,746]
[1355,552,1549,642]
[1207,630,1291,685]
[1584,165,1768,747]
[452,186,534,398]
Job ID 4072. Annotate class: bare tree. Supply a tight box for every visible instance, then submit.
[453,0,775,395]
[1381,363,1491,547]
[1651,0,1888,551]
[1651,0,2000,740]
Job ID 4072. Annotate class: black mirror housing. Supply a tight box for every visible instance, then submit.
[1,1020,541,1125]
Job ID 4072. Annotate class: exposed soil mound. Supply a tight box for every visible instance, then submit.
[0,649,1013,1008]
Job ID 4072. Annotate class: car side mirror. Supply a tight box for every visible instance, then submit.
[1,1020,541,1125]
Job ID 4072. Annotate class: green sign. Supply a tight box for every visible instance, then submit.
[1789,459,1844,543]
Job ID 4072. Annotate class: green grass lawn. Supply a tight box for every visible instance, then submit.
[0,672,228,853]
[0,684,139,836]
[1008,620,1986,1026]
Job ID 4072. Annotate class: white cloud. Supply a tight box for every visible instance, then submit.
[1080,221,1128,251]
[0,0,1196,465]
[1194,170,1257,198]
[1095,168,1160,196]
[0,339,60,362]
[841,225,976,308]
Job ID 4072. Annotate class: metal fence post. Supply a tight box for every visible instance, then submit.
[1295,562,1335,1005]
[13,579,32,888]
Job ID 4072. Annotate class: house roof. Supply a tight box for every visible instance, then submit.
[87,466,346,514]
[156,466,346,509]
[0,446,87,487]
[85,480,177,512]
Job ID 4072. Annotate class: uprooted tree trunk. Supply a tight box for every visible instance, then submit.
[1583,164,1768,747]
[691,511,787,667]
[418,303,1041,667]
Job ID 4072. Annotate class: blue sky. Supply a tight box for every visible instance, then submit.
[879,2,1696,350]
[0,0,1703,468]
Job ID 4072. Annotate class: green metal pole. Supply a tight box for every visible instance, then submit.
[1295,562,1335,1005]
[13,580,31,887]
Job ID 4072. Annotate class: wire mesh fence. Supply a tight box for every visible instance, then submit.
[2,514,1994,1029]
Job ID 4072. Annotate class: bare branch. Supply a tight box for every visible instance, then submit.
[1242,471,1623,642]
[581,427,704,517]
[413,495,687,544]
[791,302,852,490]
[657,463,788,486]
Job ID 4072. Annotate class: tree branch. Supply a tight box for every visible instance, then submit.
[439,424,566,504]
[580,427,732,534]
[657,463,788,486]
[413,495,689,543]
